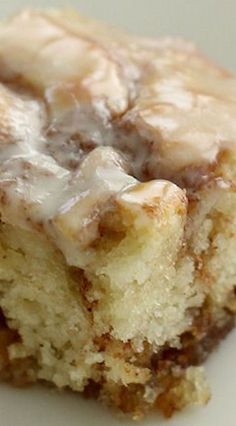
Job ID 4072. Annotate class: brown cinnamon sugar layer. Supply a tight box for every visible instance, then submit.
[91,306,234,418]
[0,302,234,418]
[0,309,36,386]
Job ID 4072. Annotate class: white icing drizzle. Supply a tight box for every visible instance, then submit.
[0,9,235,261]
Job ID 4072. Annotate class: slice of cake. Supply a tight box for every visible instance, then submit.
[0,8,235,419]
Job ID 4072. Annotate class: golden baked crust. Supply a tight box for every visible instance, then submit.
[0,9,235,420]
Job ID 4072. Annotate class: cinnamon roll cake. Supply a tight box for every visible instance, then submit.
[0,9,235,419]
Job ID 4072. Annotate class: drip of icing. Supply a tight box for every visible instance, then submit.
[0,10,235,262]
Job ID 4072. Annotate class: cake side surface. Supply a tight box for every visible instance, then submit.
[0,8,235,419]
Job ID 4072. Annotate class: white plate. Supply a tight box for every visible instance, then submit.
[0,1,236,425]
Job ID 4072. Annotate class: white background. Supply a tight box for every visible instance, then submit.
[0,0,236,70]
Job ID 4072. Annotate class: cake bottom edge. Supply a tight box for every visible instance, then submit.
[0,304,234,419]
